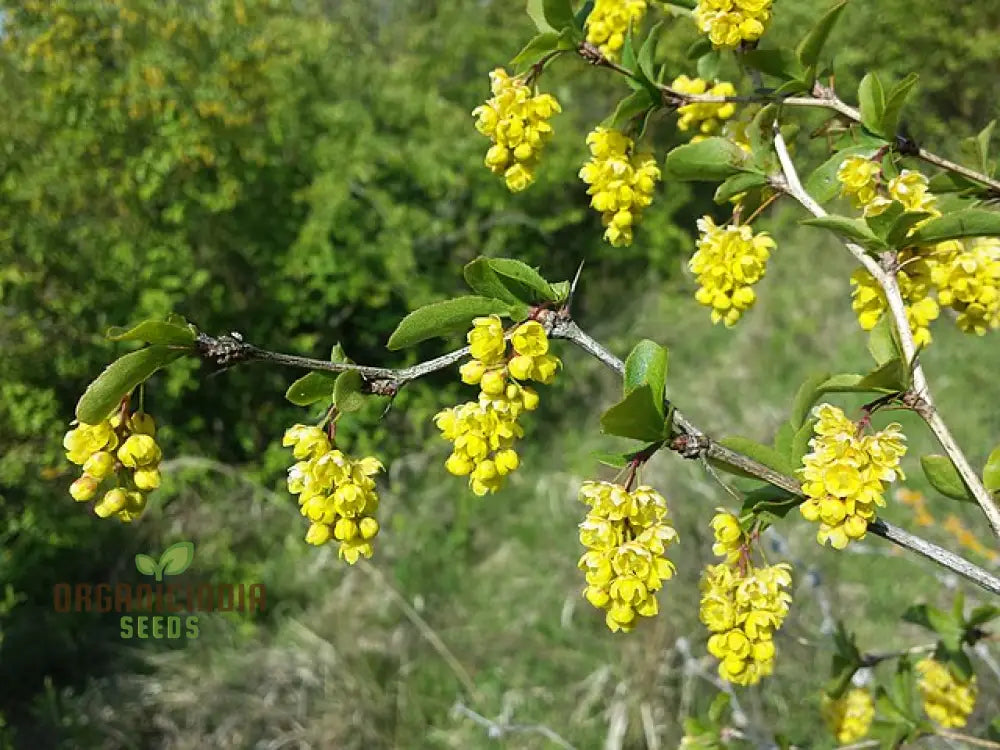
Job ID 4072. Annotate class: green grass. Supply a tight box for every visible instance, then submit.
[36,216,1000,749]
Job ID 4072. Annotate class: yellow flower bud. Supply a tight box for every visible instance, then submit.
[359,517,379,540]
[117,434,160,468]
[95,488,127,518]
[133,468,161,491]
[305,522,332,546]
[70,476,100,502]
[82,451,115,481]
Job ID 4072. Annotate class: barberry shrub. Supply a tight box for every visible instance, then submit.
[58,0,1000,745]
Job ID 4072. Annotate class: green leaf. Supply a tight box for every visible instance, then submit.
[908,208,1000,245]
[333,370,365,413]
[76,346,183,423]
[549,280,570,302]
[285,370,337,406]
[867,315,900,366]
[526,0,556,32]
[685,36,712,60]
[928,170,981,194]
[106,319,196,347]
[966,605,1000,629]
[796,0,848,68]
[885,210,934,247]
[975,119,996,174]
[637,21,664,83]
[857,357,908,393]
[880,73,919,139]
[983,444,1000,492]
[774,421,795,458]
[387,296,512,350]
[791,418,817,467]
[804,146,881,204]
[864,200,905,241]
[717,436,795,477]
[542,0,575,30]
[159,541,195,576]
[593,451,629,468]
[903,604,963,646]
[801,215,881,245]
[600,384,668,442]
[740,486,800,520]
[858,72,886,136]
[741,48,803,80]
[488,257,559,302]
[696,50,722,81]
[817,372,866,391]
[574,0,595,30]
[134,553,158,577]
[464,258,521,305]
[708,692,730,723]
[510,31,561,69]
[607,88,656,130]
[623,339,668,413]
[790,371,833,428]
[920,454,973,502]
[714,171,768,203]
[664,137,751,181]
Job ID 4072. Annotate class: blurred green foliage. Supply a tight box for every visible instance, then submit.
[1,0,999,747]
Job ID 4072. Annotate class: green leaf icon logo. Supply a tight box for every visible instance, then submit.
[135,553,157,577]
[134,542,194,582]
[159,541,195,577]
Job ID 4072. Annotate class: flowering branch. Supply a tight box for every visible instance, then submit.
[577,41,1000,196]
[770,125,1000,539]
[193,313,1000,595]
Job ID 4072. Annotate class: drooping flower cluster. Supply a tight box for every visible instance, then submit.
[799,404,907,549]
[822,688,875,745]
[689,215,775,326]
[579,127,661,247]
[436,317,559,495]
[699,513,792,686]
[915,658,977,729]
[671,75,737,140]
[693,0,774,49]
[577,480,679,632]
[932,237,1000,335]
[64,409,162,522]
[584,0,648,61]
[851,248,940,348]
[836,156,883,216]
[283,424,383,563]
[472,68,561,192]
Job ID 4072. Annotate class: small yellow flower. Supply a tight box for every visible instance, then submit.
[689,216,774,326]
[579,127,661,247]
[916,658,976,728]
[822,688,874,744]
[672,75,738,139]
[584,0,648,60]
[70,476,100,502]
[472,68,560,192]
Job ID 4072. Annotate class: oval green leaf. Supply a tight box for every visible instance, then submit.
[623,339,668,414]
[664,137,751,182]
[106,319,197,347]
[983,445,1000,492]
[908,208,1000,245]
[333,370,366,413]
[600,385,668,442]
[920,454,973,502]
[285,370,336,406]
[76,346,184,424]
[387,296,513,350]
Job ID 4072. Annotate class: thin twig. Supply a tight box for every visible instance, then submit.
[936,731,1000,749]
[191,314,1000,595]
[582,42,1000,194]
[771,125,1000,539]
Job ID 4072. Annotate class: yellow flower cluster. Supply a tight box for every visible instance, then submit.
[472,68,561,192]
[915,658,977,729]
[283,424,383,563]
[836,156,883,216]
[64,410,162,522]
[799,404,907,549]
[578,127,661,247]
[932,237,1000,335]
[851,249,940,348]
[699,537,792,686]
[822,688,875,745]
[436,317,559,495]
[577,480,679,632]
[689,215,775,326]
[694,0,774,49]
[584,0,648,61]
[671,75,738,140]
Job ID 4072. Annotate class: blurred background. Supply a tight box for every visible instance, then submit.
[1,1,999,747]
